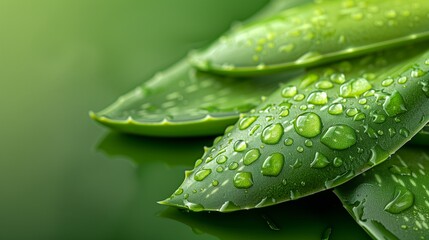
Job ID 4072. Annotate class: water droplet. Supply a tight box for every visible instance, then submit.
[184,200,204,212]
[397,76,408,84]
[333,157,343,167]
[382,78,394,87]
[383,91,407,117]
[300,73,319,88]
[389,128,397,137]
[216,155,227,164]
[216,166,224,173]
[411,69,425,78]
[399,128,410,138]
[346,108,359,117]
[304,139,313,147]
[294,112,323,138]
[243,149,261,166]
[234,140,247,152]
[261,153,285,177]
[212,180,219,186]
[328,103,344,115]
[325,170,354,188]
[261,124,284,145]
[340,78,372,98]
[174,188,183,195]
[368,145,390,166]
[239,116,258,130]
[229,162,239,170]
[353,113,366,121]
[194,169,211,181]
[279,109,289,117]
[321,125,357,150]
[310,152,330,168]
[389,165,411,176]
[224,125,234,134]
[372,114,386,124]
[296,146,304,153]
[294,94,305,101]
[358,98,367,105]
[233,172,253,189]
[384,186,414,214]
[220,201,240,212]
[281,86,297,98]
[315,81,334,89]
[330,73,346,84]
[284,138,294,146]
[307,91,328,105]
[194,159,203,168]
[249,124,261,136]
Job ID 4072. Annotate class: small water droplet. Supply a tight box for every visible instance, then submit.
[346,108,359,117]
[330,73,346,84]
[281,86,298,98]
[294,94,305,101]
[194,169,211,181]
[296,146,304,153]
[399,128,410,138]
[239,116,258,130]
[384,186,414,214]
[284,138,294,146]
[243,149,261,166]
[328,103,344,115]
[294,112,323,138]
[340,78,372,98]
[353,113,366,121]
[220,201,240,212]
[249,124,261,136]
[382,78,394,87]
[234,140,248,152]
[212,180,219,186]
[229,162,239,170]
[216,155,227,164]
[233,172,253,189]
[307,91,328,105]
[261,124,284,145]
[372,113,387,124]
[383,91,407,117]
[184,200,204,212]
[321,125,357,150]
[325,170,354,188]
[333,157,343,167]
[310,152,330,168]
[194,159,203,168]
[174,188,184,196]
[315,81,334,89]
[397,76,408,84]
[261,153,285,177]
[216,166,224,173]
[411,69,425,78]
[304,139,313,147]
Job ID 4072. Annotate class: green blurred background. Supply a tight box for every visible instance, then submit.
[0,1,370,239]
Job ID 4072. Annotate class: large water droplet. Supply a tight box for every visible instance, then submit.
[194,169,212,181]
[233,172,253,189]
[310,152,330,168]
[384,186,414,214]
[243,149,261,166]
[383,91,407,117]
[294,112,322,138]
[261,123,284,145]
[340,78,372,98]
[261,153,285,177]
[307,91,328,105]
[239,116,258,130]
[216,155,227,164]
[321,125,356,150]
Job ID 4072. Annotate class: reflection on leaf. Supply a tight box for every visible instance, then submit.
[96,132,213,166]
[160,191,370,240]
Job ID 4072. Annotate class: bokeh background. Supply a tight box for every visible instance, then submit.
[0,1,370,239]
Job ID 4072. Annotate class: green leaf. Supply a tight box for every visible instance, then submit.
[191,0,429,76]
[160,44,429,212]
[410,124,429,146]
[335,147,429,240]
[91,60,298,137]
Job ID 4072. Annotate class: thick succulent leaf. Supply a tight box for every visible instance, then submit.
[160,44,429,212]
[191,0,429,76]
[90,61,299,137]
[90,0,310,137]
[335,147,429,240]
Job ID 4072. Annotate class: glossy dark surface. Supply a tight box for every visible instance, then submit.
[0,1,369,239]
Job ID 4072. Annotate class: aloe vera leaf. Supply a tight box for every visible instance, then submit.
[91,61,300,137]
[191,0,429,76]
[90,0,310,137]
[334,147,429,240]
[159,44,429,212]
